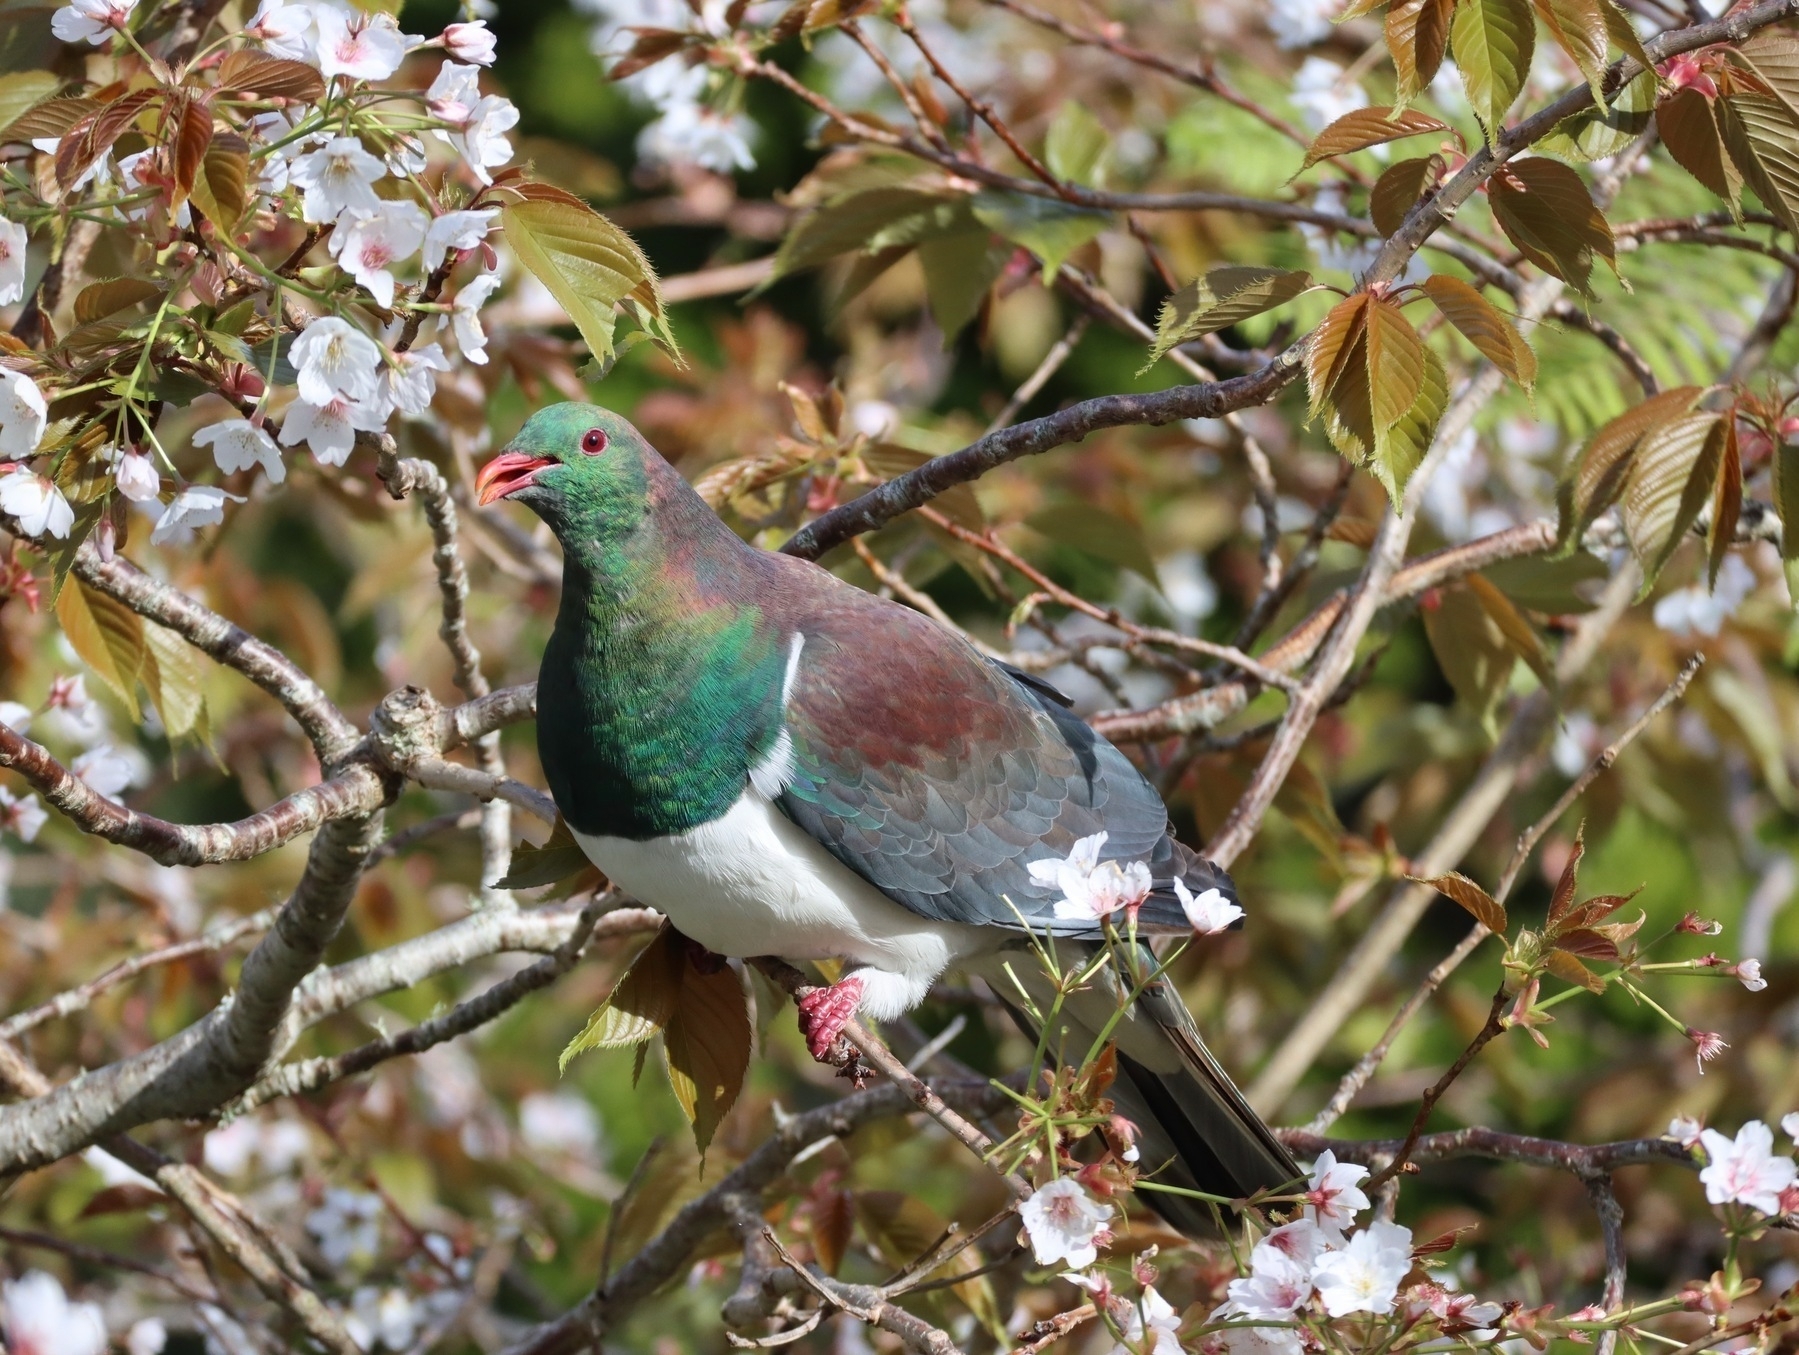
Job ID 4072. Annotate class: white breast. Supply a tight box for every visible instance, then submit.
[571,787,988,1019]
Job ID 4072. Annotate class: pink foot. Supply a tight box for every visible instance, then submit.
[796,976,864,1061]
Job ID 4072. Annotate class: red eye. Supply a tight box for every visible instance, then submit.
[581,428,607,455]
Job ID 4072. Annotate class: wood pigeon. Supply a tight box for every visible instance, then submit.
[476,403,1297,1225]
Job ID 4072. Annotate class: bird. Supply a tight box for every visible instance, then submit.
[476,401,1298,1228]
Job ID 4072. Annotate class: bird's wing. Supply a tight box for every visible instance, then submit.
[764,561,1233,934]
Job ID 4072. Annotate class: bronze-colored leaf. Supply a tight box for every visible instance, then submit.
[216,50,327,102]
[1620,411,1725,589]
[1418,870,1509,933]
[1531,0,1610,98]
[1546,825,1585,928]
[1306,292,1373,425]
[1658,87,1742,209]
[1388,0,1454,102]
[1557,889,1640,933]
[813,1188,854,1277]
[1466,572,1554,689]
[73,277,161,325]
[1365,295,1426,434]
[57,88,157,189]
[1419,273,1535,387]
[497,816,593,889]
[560,924,682,1068]
[4,95,99,146]
[188,132,249,227]
[1544,948,1607,993]
[1718,86,1799,239]
[1487,157,1615,295]
[1371,155,1442,236]
[1421,581,1515,730]
[1554,927,1621,961]
[1558,386,1706,549]
[1144,265,1314,368]
[169,93,214,201]
[610,28,691,80]
[662,954,751,1154]
[1299,106,1450,171]
[1708,417,1743,589]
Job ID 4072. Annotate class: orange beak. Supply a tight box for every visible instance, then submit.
[475,451,554,506]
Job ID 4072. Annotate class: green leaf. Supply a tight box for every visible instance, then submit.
[969,192,1110,283]
[1620,410,1724,590]
[187,133,250,229]
[497,816,592,889]
[1371,156,1441,236]
[56,579,145,719]
[1044,101,1110,185]
[772,187,968,279]
[1388,0,1454,104]
[1451,0,1536,138]
[560,925,682,1069]
[915,231,1010,341]
[1026,503,1160,583]
[1144,265,1314,370]
[1487,156,1615,296]
[73,277,161,325]
[1371,342,1447,501]
[1538,68,1655,163]
[1482,551,1610,612]
[1530,0,1610,101]
[1421,581,1516,731]
[1467,571,1554,689]
[141,620,207,744]
[1545,948,1607,993]
[1558,387,1706,549]
[1772,440,1799,606]
[662,956,751,1155]
[499,196,674,365]
[0,70,59,136]
[1658,87,1742,210]
[1365,296,1426,434]
[1419,273,1536,387]
[1716,90,1799,236]
[1300,106,1450,171]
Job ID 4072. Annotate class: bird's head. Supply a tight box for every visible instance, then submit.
[475,402,655,536]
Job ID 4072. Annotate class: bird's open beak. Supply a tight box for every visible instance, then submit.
[475,450,554,506]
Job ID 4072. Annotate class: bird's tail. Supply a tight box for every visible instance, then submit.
[965,941,1298,1237]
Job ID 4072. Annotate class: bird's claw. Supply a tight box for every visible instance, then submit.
[796,976,864,1062]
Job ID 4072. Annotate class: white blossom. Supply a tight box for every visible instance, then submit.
[1669,1115,1705,1148]
[1291,56,1367,133]
[43,674,107,746]
[1784,1112,1799,1144]
[0,469,72,539]
[1304,1149,1371,1238]
[421,207,499,272]
[329,202,429,308]
[116,150,192,228]
[638,99,756,173]
[292,315,383,405]
[151,485,240,546]
[280,395,383,467]
[288,135,386,223]
[1018,1176,1112,1269]
[0,219,28,306]
[1653,554,1757,638]
[427,59,482,125]
[1732,958,1767,992]
[449,273,501,363]
[126,1317,167,1355]
[1227,1247,1313,1320]
[519,1091,603,1156]
[247,1,321,62]
[0,700,30,733]
[1176,878,1244,934]
[195,417,285,484]
[1106,1285,1182,1355]
[72,744,146,798]
[443,19,496,65]
[1258,1218,1329,1271]
[31,135,111,192]
[1269,0,1339,49]
[1311,1219,1413,1316]
[313,8,408,81]
[0,1271,107,1355]
[345,1286,420,1352]
[0,369,47,459]
[308,1187,384,1269]
[374,343,450,419]
[448,93,519,184]
[1211,1320,1305,1355]
[1028,832,1152,922]
[0,786,47,843]
[204,1115,311,1177]
[114,448,160,501]
[50,0,137,46]
[1699,1121,1798,1214]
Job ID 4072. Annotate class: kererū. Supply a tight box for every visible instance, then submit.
[476,403,1297,1226]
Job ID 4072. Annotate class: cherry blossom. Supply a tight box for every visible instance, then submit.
[50,0,137,46]
[126,1317,166,1355]
[1176,877,1243,934]
[151,485,241,546]
[288,135,386,223]
[1311,1219,1413,1316]
[422,207,499,271]
[0,786,47,842]
[0,369,48,459]
[1212,1321,1305,1355]
[1269,0,1336,48]
[1028,832,1152,922]
[444,19,497,65]
[0,700,30,732]
[329,202,429,308]
[72,744,146,798]
[1699,1121,1798,1214]
[246,1,318,61]
[1686,1027,1729,1071]
[1728,958,1766,992]
[374,343,451,419]
[43,674,107,746]
[1784,1112,1799,1143]
[291,315,383,405]
[0,219,27,306]
[0,469,72,539]
[449,273,502,363]
[345,1286,421,1352]
[113,448,160,501]
[1678,911,1723,936]
[639,98,756,174]
[1107,1285,1182,1355]
[1669,1115,1705,1149]
[449,93,519,184]
[280,394,384,466]
[1226,1247,1313,1319]
[519,1091,602,1156]
[427,60,482,125]
[1019,1176,1113,1268]
[1257,1218,1328,1270]
[195,417,285,483]
[313,8,409,81]
[0,1271,107,1355]
[306,1186,383,1269]
[1303,1149,1370,1238]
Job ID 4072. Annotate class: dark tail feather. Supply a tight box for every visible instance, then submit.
[968,943,1297,1237]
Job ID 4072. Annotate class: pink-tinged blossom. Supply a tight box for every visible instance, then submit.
[1669,1115,1705,1149]
[1256,1218,1328,1271]
[0,786,47,842]
[427,60,482,125]
[113,448,160,501]
[449,93,519,183]
[280,395,384,467]
[421,207,499,272]
[1028,832,1152,922]
[195,417,285,484]
[1304,1149,1370,1238]
[1226,1248,1312,1320]
[0,700,30,733]
[443,20,496,64]
[50,0,137,46]
[0,219,27,306]
[246,1,318,61]
[449,273,501,363]
[1729,958,1767,992]
[0,469,71,539]
[288,135,385,223]
[151,485,241,546]
[291,315,383,405]
[329,202,428,308]
[72,744,146,798]
[1699,1122,1798,1214]
[0,1271,107,1355]
[1311,1219,1413,1316]
[1176,877,1243,934]
[0,369,47,459]
[1107,1285,1182,1355]
[1417,1284,1504,1331]
[1687,1027,1730,1072]
[312,8,408,81]
[1019,1177,1113,1269]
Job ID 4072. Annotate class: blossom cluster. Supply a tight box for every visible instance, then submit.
[0,0,519,551]
[0,674,145,830]
[1684,1114,1799,1218]
[1028,831,1246,934]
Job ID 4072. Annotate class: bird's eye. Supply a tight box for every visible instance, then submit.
[580,428,607,455]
